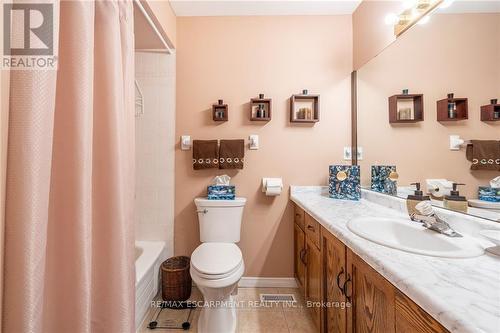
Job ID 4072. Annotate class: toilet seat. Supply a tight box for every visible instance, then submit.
[191,261,243,280]
[191,243,243,280]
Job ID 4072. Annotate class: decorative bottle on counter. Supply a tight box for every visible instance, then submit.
[443,183,468,213]
[406,182,431,215]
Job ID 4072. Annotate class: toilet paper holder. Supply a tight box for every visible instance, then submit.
[262,178,283,196]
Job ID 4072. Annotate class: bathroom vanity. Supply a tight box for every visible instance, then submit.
[290,186,500,333]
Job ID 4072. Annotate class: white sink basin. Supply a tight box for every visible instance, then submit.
[347,217,484,258]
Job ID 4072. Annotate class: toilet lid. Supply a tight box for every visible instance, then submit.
[191,243,242,276]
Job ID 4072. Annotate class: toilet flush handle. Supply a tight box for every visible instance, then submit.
[196,209,208,214]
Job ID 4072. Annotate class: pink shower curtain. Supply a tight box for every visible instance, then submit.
[3,1,135,332]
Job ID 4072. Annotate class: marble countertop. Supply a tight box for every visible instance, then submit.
[290,186,500,333]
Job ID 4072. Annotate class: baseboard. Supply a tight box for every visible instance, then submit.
[238,277,297,288]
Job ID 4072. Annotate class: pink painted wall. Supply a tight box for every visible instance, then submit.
[175,16,352,277]
[357,13,500,199]
[353,0,402,70]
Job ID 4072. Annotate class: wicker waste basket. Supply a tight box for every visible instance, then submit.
[161,256,192,301]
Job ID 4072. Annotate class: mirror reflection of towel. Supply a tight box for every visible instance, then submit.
[466,140,500,171]
[192,140,219,170]
[219,139,244,169]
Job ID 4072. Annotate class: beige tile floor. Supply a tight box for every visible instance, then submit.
[139,287,317,333]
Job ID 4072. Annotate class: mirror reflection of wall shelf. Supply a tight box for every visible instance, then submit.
[388,93,424,123]
[290,90,320,123]
[212,99,228,122]
[250,94,272,121]
[437,94,468,122]
[480,99,500,122]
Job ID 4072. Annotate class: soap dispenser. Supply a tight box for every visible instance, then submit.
[443,183,468,213]
[406,182,430,215]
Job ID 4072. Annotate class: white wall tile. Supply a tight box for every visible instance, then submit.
[134,52,176,258]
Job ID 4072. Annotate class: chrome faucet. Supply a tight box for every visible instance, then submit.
[410,201,462,237]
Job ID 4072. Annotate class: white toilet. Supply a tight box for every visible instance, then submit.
[190,197,246,333]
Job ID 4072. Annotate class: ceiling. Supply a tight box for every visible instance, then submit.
[437,1,500,14]
[169,0,363,16]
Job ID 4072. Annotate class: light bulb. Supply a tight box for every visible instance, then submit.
[410,8,420,19]
[384,12,399,25]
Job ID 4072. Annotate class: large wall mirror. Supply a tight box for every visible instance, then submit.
[356,3,500,222]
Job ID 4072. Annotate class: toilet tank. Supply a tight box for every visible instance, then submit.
[194,197,246,243]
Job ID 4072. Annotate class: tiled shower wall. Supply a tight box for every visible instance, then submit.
[134,52,175,256]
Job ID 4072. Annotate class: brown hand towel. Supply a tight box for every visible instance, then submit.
[193,140,219,170]
[466,140,500,171]
[219,139,244,169]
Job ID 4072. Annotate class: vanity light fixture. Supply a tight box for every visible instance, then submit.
[389,0,444,36]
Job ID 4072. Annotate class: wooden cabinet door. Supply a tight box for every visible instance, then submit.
[323,230,347,333]
[346,249,395,333]
[294,204,305,230]
[294,223,306,292]
[305,213,321,249]
[395,290,449,333]
[306,236,322,331]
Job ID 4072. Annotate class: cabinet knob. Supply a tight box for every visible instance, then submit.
[307,225,315,232]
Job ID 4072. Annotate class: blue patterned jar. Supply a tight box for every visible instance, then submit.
[329,165,361,200]
[371,165,398,196]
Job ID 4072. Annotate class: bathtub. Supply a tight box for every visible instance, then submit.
[135,241,168,331]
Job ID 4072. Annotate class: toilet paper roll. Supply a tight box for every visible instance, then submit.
[262,177,283,194]
[266,186,282,196]
[266,179,282,187]
[426,179,453,198]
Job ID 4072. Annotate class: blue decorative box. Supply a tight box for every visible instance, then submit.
[478,186,500,202]
[207,185,235,200]
[371,165,397,196]
[329,165,360,201]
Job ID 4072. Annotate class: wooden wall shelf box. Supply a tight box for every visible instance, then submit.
[290,91,320,123]
[212,99,228,122]
[436,97,468,121]
[388,94,424,123]
[480,104,500,121]
[250,94,272,121]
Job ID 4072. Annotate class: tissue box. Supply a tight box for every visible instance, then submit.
[207,185,235,200]
[478,186,500,202]
[371,165,397,196]
[329,165,360,201]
